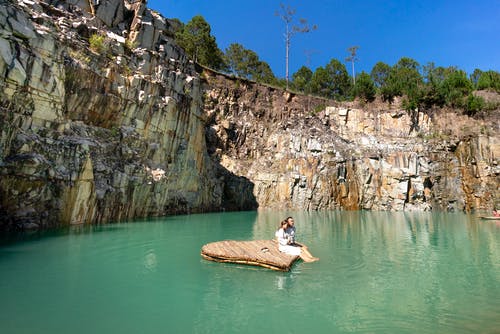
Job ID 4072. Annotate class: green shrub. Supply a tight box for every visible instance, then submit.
[124,38,137,51]
[312,103,326,115]
[477,70,500,92]
[89,33,108,54]
[352,72,376,102]
[465,94,485,115]
[442,70,472,107]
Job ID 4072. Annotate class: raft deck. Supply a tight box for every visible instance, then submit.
[480,216,500,220]
[201,239,299,271]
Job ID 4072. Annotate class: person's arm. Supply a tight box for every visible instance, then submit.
[277,229,289,246]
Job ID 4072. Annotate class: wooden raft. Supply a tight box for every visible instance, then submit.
[201,239,299,271]
[480,216,500,220]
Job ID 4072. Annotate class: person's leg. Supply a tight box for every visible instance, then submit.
[299,253,312,262]
[298,248,319,262]
[303,248,319,261]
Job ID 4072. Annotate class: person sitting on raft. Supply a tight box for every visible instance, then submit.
[284,216,318,262]
[275,219,319,262]
[275,220,301,256]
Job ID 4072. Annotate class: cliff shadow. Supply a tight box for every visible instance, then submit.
[205,122,258,211]
[215,163,259,212]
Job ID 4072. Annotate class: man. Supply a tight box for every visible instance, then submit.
[285,216,296,243]
[285,216,319,262]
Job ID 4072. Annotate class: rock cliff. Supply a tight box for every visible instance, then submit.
[0,0,498,230]
[0,0,235,230]
[203,72,499,213]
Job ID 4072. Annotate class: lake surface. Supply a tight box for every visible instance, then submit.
[0,211,499,334]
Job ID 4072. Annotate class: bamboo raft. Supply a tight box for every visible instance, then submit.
[480,216,500,220]
[201,240,300,271]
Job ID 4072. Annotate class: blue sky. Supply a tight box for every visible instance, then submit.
[147,0,500,78]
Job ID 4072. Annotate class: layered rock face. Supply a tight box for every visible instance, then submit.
[203,72,499,213]
[0,0,237,230]
[0,0,498,230]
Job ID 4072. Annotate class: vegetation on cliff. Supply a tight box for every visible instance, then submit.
[174,15,225,70]
[174,14,499,117]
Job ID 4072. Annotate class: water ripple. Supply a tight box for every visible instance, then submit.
[1,211,499,334]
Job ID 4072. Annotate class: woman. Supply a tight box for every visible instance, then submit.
[275,220,301,256]
[285,216,319,262]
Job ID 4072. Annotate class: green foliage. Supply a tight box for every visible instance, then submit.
[291,66,313,92]
[420,80,445,108]
[89,33,108,54]
[352,71,376,102]
[110,126,120,137]
[225,43,257,78]
[253,61,278,85]
[274,77,288,89]
[167,18,184,36]
[420,64,443,107]
[375,59,487,114]
[464,94,485,116]
[477,70,500,92]
[310,66,330,97]
[378,57,425,112]
[169,12,496,116]
[384,57,423,103]
[401,96,420,112]
[312,103,326,115]
[422,62,436,83]
[224,43,277,84]
[370,61,391,88]
[68,48,90,65]
[175,15,226,70]
[423,63,457,85]
[325,59,351,99]
[420,66,475,109]
[124,38,137,51]
[310,59,351,100]
[439,69,472,108]
[470,68,483,87]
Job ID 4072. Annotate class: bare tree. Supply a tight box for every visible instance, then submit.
[304,49,320,67]
[345,45,359,85]
[276,3,317,90]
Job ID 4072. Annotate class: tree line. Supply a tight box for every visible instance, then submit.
[173,15,499,115]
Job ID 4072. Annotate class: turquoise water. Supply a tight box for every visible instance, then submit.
[0,211,499,334]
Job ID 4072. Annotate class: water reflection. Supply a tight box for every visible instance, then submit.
[251,211,499,267]
[143,250,157,272]
[275,268,300,291]
[248,210,500,333]
[1,211,499,333]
